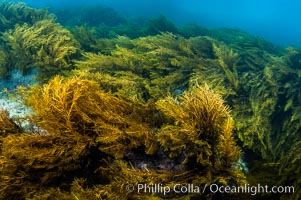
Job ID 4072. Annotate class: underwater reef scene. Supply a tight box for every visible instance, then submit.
[0,2,301,200]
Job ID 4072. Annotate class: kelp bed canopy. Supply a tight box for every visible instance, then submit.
[0,2,300,200]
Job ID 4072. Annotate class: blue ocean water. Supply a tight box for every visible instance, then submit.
[10,0,301,47]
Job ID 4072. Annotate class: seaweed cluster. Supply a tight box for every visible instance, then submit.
[0,76,243,199]
[0,2,301,200]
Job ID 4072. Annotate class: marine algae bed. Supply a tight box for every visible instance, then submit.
[0,2,300,200]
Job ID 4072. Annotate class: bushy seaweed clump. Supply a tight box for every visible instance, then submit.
[156,84,244,185]
[0,19,79,82]
[0,2,51,30]
[0,2,79,82]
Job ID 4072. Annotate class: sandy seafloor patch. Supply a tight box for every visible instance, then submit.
[0,68,38,131]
